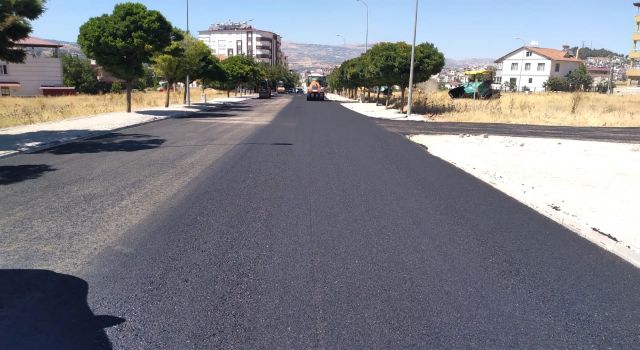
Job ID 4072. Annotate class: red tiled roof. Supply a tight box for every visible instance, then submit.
[496,46,583,63]
[13,37,62,48]
[528,47,582,62]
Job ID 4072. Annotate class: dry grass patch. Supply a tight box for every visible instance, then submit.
[0,89,227,128]
[406,91,640,127]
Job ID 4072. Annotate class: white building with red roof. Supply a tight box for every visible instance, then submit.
[0,37,73,97]
[494,45,583,92]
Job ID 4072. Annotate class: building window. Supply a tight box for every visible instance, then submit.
[525,63,531,71]
[0,65,7,75]
[218,40,226,47]
[494,77,502,84]
[227,48,234,56]
[537,63,546,71]
[511,62,518,71]
[236,40,243,55]
[1,87,10,96]
[497,63,503,70]
[528,78,533,83]
[555,63,560,72]
[525,51,532,57]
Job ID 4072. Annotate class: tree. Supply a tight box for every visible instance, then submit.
[61,54,100,94]
[78,3,173,112]
[0,0,46,62]
[152,33,186,108]
[178,35,221,103]
[395,42,445,111]
[219,55,261,97]
[543,76,570,92]
[567,64,593,91]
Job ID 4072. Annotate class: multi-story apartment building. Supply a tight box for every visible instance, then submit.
[627,2,640,85]
[0,37,72,97]
[198,21,285,66]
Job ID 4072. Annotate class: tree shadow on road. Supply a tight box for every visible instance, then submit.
[36,133,165,155]
[0,269,124,350]
[0,164,56,185]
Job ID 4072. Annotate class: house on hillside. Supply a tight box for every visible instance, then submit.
[494,46,583,92]
[0,37,74,97]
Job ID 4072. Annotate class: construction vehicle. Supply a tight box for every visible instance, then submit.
[258,79,271,99]
[306,74,326,101]
[276,80,286,94]
[448,70,499,99]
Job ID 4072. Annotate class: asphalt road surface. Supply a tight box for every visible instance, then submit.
[1,95,639,349]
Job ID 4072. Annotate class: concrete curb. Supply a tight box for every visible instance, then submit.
[0,100,242,160]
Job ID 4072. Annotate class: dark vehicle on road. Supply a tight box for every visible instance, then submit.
[258,79,272,99]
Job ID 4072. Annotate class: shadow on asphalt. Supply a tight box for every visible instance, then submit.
[0,164,56,185]
[0,130,93,153]
[0,269,124,350]
[36,133,165,155]
[176,102,254,120]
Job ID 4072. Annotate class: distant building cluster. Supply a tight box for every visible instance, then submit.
[197,21,287,67]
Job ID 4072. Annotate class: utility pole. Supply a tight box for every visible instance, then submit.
[186,0,191,106]
[608,57,614,95]
[407,0,418,117]
[356,0,369,52]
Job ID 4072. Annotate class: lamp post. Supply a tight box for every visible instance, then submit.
[336,34,346,46]
[406,0,419,117]
[356,0,369,52]
[185,0,191,106]
[514,37,526,93]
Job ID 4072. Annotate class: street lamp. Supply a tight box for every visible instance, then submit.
[336,34,346,46]
[514,36,526,93]
[406,0,419,117]
[185,0,191,106]
[355,0,369,52]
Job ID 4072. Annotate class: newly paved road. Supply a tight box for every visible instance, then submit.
[376,118,640,143]
[1,95,639,349]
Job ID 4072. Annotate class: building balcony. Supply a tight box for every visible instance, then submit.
[627,68,640,78]
[630,50,640,59]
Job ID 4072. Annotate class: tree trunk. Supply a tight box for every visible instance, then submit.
[399,86,406,112]
[126,80,133,113]
[165,81,171,108]
[183,81,187,104]
[227,89,231,97]
[367,88,371,102]
[376,86,381,106]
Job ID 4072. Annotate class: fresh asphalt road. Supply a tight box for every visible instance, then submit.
[1,95,640,349]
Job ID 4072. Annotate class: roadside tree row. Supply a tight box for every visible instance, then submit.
[328,41,445,110]
[74,2,297,112]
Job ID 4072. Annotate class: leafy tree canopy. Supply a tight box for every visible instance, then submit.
[61,54,100,94]
[78,2,173,81]
[0,0,46,62]
[77,2,174,112]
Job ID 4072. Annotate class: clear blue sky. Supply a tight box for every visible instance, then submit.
[32,0,637,59]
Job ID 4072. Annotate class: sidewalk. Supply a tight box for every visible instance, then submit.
[0,96,254,158]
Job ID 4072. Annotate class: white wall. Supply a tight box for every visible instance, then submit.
[496,49,581,92]
[1,56,63,96]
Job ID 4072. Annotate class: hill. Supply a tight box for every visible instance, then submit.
[282,41,366,72]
